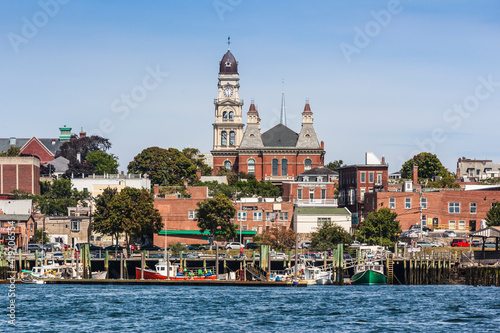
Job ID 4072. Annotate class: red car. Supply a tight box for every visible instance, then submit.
[451,239,470,247]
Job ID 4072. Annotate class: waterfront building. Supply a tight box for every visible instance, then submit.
[0,156,41,195]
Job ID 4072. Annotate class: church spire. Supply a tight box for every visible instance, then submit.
[280,79,287,126]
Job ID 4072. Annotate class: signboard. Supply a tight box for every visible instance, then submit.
[242,206,258,211]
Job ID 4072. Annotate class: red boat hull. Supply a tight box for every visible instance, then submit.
[135,267,216,280]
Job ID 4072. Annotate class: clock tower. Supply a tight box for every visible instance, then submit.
[212,46,244,151]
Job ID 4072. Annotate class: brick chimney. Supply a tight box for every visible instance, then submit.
[153,184,159,196]
[79,127,86,139]
[381,156,385,164]
[196,170,202,179]
[321,141,324,150]
[413,165,418,185]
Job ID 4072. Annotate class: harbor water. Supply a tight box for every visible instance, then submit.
[2,284,500,332]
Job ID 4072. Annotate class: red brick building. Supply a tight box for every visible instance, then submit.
[210,48,325,184]
[282,166,338,202]
[338,153,389,224]
[364,188,500,232]
[0,157,40,195]
[152,185,293,247]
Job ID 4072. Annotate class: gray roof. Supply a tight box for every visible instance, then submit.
[261,124,298,147]
[239,124,264,149]
[296,124,320,149]
[0,137,63,155]
[301,166,337,176]
[296,207,350,215]
[46,156,69,172]
[0,214,33,222]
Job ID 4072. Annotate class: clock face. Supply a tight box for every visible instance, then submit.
[224,87,233,97]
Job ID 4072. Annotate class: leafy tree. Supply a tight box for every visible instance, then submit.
[400,152,449,179]
[93,187,162,246]
[310,222,352,250]
[35,229,50,244]
[31,179,91,215]
[128,147,197,186]
[425,176,461,189]
[56,135,114,177]
[326,160,345,172]
[182,147,212,176]
[170,242,187,256]
[196,177,281,200]
[196,193,237,240]
[40,163,55,177]
[356,208,401,246]
[260,227,297,251]
[486,202,500,227]
[0,146,21,156]
[86,150,119,175]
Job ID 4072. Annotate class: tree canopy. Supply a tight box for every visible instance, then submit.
[310,222,352,250]
[93,187,162,245]
[196,193,237,240]
[86,150,119,175]
[325,160,345,172]
[196,176,281,200]
[127,147,198,186]
[182,147,212,176]
[259,227,297,251]
[0,146,21,157]
[400,152,449,179]
[486,202,500,227]
[356,208,401,246]
[12,179,91,216]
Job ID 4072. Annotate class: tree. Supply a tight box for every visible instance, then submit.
[400,152,449,179]
[356,208,401,246]
[196,177,281,200]
[260,227,297,251]
[127,147,198,186]
[35,229,50,244]
[0,146,21,156]
[86,150,119,175]
[93,187,162,245]
[196,193,237,241]
[486,202,500,227]
[31,179,91,216]
[182,147,212,176]
[310,222,352,250]
[326,160,345,172]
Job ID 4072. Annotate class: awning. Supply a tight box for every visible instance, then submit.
[158,230,257,236]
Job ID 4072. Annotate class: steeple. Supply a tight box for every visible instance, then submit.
[280,79,287,126]
[240,100,264,149]
[296,99,320,149]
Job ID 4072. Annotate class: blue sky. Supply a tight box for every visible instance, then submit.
[1,0,500,173]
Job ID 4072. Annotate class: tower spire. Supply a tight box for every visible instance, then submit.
[227,36,231,50]
[280,79,287,126]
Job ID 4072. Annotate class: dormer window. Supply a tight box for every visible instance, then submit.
[305,134,311,138]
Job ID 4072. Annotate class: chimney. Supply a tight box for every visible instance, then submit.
[211,169,216,176]
[121,171,124,176]
[413,165,418,185]
[153,184,159,196]
[196,170,202,179]
[321,141,324,150]
[80,127,86,139]
[382,156,385,164]
[184,180,188,187]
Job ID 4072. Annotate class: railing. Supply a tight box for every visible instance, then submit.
[294,199,338,206]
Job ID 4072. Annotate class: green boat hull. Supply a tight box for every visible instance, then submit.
[351,270,386,285]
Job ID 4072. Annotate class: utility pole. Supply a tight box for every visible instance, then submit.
[419,190,423,240]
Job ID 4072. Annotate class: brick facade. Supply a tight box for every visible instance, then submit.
[0,157,40,195]
[364,190,500,231]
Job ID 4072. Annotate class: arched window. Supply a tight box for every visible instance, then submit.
[223,111,228,120]
[221,131,227,145]
[229,111,234,120]
[281,159,288,176]
[229,131,235,146]
[224,160,231,170]
[272,159,279,176]
[304,158,312,171]
[248,159,255,175]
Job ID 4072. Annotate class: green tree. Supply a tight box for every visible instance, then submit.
[260,227,297,251]
[356,208,401,246]
[400,152,449,179]
[182,147,212,176]
[35,229,50,244]
[196,193,237,240]
[486,202,500,227]
[32,179,90,215]
[310,222,352,250]
[86,150,119,175]
[326,160,345,172]
[196,177,281,200]
[93,187,162,246]
[128,147,197,186]
[0,146,21,156]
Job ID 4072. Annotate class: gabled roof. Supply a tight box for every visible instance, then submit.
[262,124,298,147]
[469,226,500,238]
[301,166,337,176]
[20,136,55,158]
[0,214,34,222]
[296,207,350,215]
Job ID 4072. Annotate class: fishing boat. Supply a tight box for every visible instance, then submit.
[350,261,386,285]
[135,260,217,280]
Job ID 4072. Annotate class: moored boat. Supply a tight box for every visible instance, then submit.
[350,262,386,285]
[135,260,216,280]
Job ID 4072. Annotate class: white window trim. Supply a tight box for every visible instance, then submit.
[405,198,411,209]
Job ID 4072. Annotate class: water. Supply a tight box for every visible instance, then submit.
[2,284,500,332]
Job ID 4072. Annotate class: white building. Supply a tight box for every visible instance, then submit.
[70,174,151,197]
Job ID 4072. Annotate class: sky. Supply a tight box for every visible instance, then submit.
[1,0,500,173]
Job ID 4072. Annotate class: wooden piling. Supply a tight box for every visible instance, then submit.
[141,251,145,280]
[104,251,109,279]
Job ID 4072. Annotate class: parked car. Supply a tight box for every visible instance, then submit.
[245,242,259,250]
[416,241,432,248]
[141,244,164,251]
[430,241,444,247]
[443,230,457,238]
[225,242,244,250]
[410,225,431,232]
[104,245,125,252]
[52,252,65,259]
[91,252,107,258]
[27,244,43,253]
[198,243,224,250]
[300,242,311,249]
[44,242,63,252]
[484,241,496,248]
[148,253,165,258]
[232,254,247,259]
[451,238,470,247]
[471,239,483,247]
[76,243,103,252]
